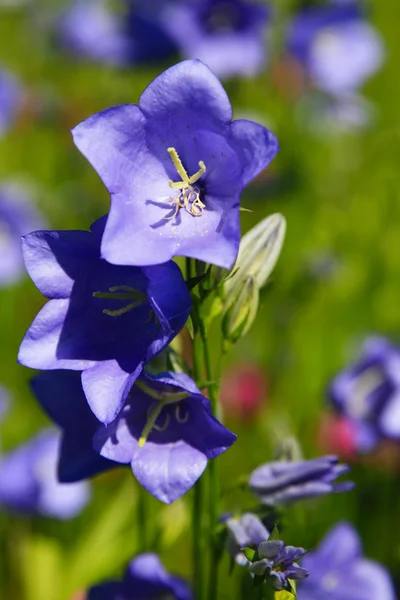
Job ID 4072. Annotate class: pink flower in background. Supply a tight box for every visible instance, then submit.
[318,413,358,460]
[220,363,267,422]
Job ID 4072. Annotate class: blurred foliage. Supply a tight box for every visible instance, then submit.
[0,1,399,598]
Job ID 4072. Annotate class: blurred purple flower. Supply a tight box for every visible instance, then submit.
[0,183,46,286]
[163,0,269,79]
[58,0,177,66]
[94,371,236,503]
[249,456,354,505]
[72,59,278,269]
[88,552,192,599]
[329,336,400,452]
[18,219,191,425]
[31,370,118,483]
[287,1,384,97]
[249,540,308,591]
[0,68,22,136]
[0,429,90,518]
[226,512,270,566]
[298,522,396,600]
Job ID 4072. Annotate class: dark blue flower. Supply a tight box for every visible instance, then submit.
[329,336,400,452]
[0,68,22,136]
[0,183,46,286]
[163,0,270,79]
[226,512,270,566]
[0,429,90,518]
[93,371,236,503]
[287,1,384,97]
[249,456,354,505]
[88,552,192,599]
[249,540,308,591]
[58,0,177,66]
[297,522,396,600]
[31,370,118,483]
[72,60,278,269]
[18,219,191,424]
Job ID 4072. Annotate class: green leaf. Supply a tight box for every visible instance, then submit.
[186,273,206,290]
[268,525,281,542]
[242,547,256,562]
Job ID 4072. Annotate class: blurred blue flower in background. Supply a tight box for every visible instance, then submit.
[329,336,400,453]
[249,455,354,505]
[88,552,192,599]
[94,371,236,504]
[0,68,22,136]
[287,1,384,97]
[0,182,46,287]
[248,540,308,590]
[32,370,118,483]
[0,429,90,518]
[18,220,191,425]
[163,0,270,79]
[72,60,278,269]
[226,512,270,566]
[58,0,177,66]
[297,522,396,600]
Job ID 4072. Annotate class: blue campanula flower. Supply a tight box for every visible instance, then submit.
[0,183,46,287]
[31,370,118,483]
[329,336,400,452]
[162,0,269,79]
[226,512,270,566]
[0,68,22,137]
[58,0,177,66]
[0,429,90,518]
[287,1,384,97]
[249,540,308,591]
[72,60,278,269]
[297,522,396,600]
[18,218,191,424]
[93,370,236,503]
[249,456,354,505]
[88,552,192,599]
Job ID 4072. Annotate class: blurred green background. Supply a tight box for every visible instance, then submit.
[0,1,399,598]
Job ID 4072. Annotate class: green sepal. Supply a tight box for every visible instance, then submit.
[186,273,207,291]
[275,589,296,600]
[186,315,194,340]
[268,525,281,542]
[242,547,257,562]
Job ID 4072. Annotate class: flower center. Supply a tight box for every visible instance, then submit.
[135,380,191,448]
[164,147,206,220]
[92,285,148,317]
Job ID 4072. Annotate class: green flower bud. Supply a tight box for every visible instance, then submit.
[225,213,286,295]
[222,276,259,343]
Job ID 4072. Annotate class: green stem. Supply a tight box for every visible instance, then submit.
[198,318,221,600]
[189,258,205,600]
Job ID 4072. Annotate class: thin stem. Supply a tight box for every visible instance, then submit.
[198,318,220,600]
[188,258,205,600]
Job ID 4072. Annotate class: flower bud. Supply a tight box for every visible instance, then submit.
[225,213,286,296]
[222,276,259,344]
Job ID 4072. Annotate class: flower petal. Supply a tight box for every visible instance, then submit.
[229,119,279,186]
[82,359,144,424]
[131,440,207,504]
[139,59,232,130]
[21,230,96,299]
